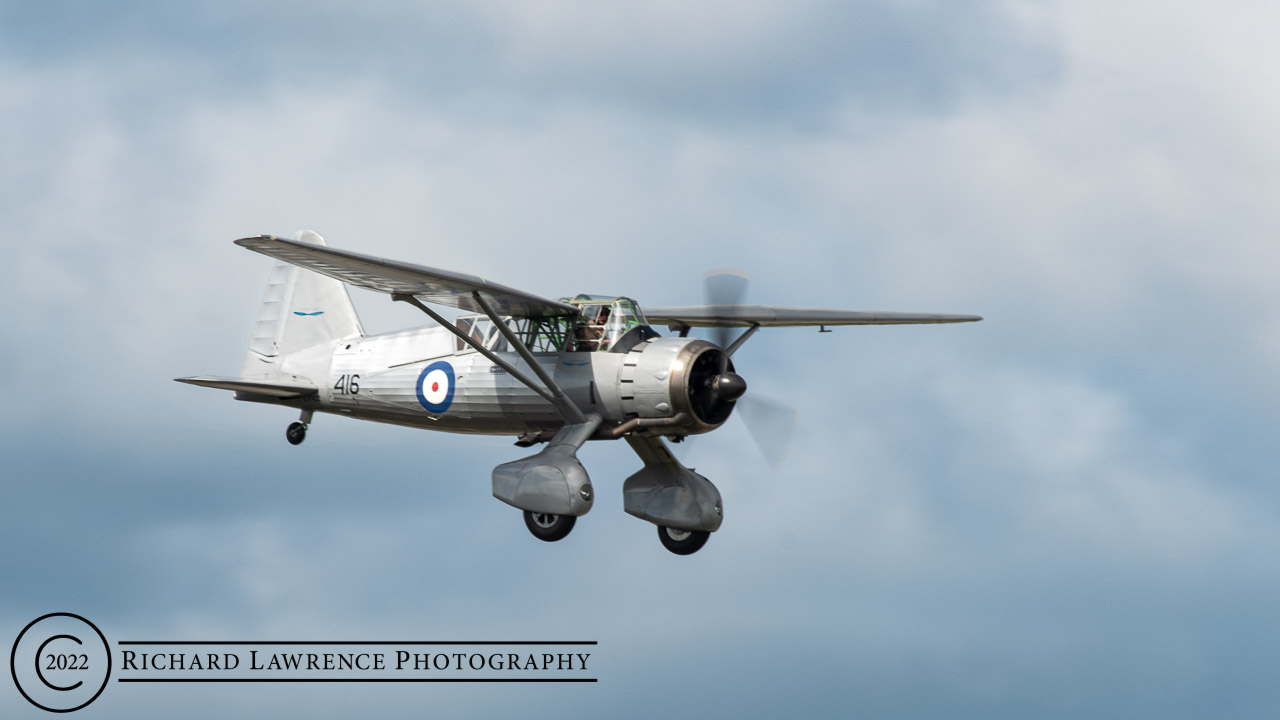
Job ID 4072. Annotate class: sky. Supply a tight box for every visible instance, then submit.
[3,0,1279,717]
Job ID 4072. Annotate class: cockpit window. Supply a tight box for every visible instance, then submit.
[562,296,650,352]
[454,316,510,353]
[452,297,653,355]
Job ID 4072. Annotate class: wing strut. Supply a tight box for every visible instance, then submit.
[724,324,760,357]
[471,291,587,425]
[391,293,587,425]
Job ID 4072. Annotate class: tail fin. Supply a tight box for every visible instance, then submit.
[241,230,364,376]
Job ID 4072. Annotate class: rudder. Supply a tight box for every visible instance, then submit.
[241,230,364,375]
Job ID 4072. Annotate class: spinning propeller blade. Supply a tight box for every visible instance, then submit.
[703,268,749,351]
[700,268,796,467]
[736,395,797,468]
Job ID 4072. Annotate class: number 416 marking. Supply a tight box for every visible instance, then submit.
[334,374,360,395]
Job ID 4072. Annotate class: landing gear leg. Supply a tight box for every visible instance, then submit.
[622,435,721,556]
[523,511,576,542]
[286,410,313,446]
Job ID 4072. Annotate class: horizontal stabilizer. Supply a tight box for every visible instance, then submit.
[642,305,983,329]
[235,235,578,318]
[174,376,318,398]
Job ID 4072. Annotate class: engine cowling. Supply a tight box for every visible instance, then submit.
[613,337,746,437]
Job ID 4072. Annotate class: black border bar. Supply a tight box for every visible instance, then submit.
[118,641,596,646]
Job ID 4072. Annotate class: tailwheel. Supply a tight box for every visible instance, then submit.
[523,511,576,542]
[657,526,710,555]
[286,421,308,446]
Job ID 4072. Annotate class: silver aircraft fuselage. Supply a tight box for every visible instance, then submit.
[240,322,718,440]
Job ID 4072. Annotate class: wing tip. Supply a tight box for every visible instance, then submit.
[233,235,277,248]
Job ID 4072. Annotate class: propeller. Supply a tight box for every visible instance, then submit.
[698,268,796,467]
[736,394,797,468]
[703,267,749,351]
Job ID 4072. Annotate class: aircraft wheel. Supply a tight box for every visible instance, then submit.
[657,526,709,555]
[523,511,576,542]
[286,422,307,446]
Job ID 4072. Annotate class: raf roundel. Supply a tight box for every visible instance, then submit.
[416,360,456,414]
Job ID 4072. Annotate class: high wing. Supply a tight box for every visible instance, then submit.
[642,305,982,330]
[234,235,578,317]
[174,376,317,398]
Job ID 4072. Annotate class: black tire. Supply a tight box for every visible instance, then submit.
[286,422,307,446]
[657,526,710,555]
[523,511,576,542]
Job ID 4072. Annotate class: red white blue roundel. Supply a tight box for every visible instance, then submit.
[416,360,455,413]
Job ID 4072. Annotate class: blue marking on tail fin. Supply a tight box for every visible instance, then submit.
[293,311,325,316]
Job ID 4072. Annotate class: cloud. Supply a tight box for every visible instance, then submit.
[2,1,1059,126]
[472,0,1059,122]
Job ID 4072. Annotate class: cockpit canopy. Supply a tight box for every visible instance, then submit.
[452,295,658,355]
[561,295,652,352]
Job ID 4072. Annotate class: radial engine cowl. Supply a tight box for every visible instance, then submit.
[618,338,745,435]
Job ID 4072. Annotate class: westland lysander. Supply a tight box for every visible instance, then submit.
[179,232,980,555]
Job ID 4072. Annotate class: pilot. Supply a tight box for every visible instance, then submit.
[575,306,608,351]
[594,307,612,351]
